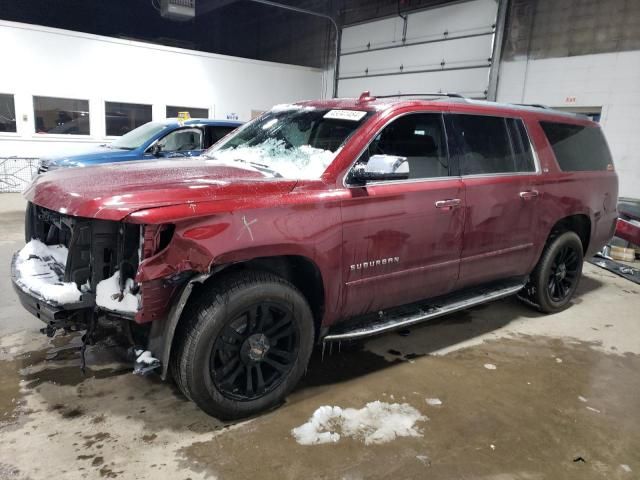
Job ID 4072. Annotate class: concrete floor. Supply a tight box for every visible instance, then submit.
[0,193,639,480]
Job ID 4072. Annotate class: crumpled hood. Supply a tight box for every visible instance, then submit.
[25,158,298,221]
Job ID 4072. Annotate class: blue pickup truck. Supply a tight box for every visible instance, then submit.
[38,118,242,172]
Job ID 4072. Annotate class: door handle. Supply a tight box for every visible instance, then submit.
[435,198,462,209]
[519,190,539,200]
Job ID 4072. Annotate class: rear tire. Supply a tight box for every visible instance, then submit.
[170,270,314,420]
[519,231,584,313]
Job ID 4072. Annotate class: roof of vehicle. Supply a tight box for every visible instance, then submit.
[160,118,243,127]
[297,94,595,125]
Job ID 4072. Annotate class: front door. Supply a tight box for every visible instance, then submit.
[340,112,465,318]
[447,113,541,288]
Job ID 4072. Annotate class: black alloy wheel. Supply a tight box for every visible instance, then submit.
[519,230,584,313]
[547,244,581,302]
[171,270,314,420]
[210,302,299,401]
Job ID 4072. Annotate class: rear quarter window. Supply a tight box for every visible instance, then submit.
[540,121,612,171]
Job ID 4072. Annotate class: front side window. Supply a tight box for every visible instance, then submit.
[33,96,90,135]
[105,102,152,136]
[540,121,612,171]
[166,105,208,119]
[0,93,16,133]
[354,113,450,180]
[206,106,372,179]
[451,114,534,175]
[156,128,203,152]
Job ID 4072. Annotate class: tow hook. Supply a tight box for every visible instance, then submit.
[130,347,161,375]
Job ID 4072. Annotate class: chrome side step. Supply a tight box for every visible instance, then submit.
[324,281,525,342]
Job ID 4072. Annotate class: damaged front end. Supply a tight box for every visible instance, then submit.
[11,202,178,373]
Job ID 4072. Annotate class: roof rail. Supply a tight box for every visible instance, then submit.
[356,91,465,103]
[375,92,465,99]
[514,103,550,109]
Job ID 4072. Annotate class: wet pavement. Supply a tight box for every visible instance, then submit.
[1,194,639,479]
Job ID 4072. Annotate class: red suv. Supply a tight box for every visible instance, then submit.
[12,93,618,419]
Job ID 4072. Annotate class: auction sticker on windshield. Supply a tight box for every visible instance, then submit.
[323,110,367,121]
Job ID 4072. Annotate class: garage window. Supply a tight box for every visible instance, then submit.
[166,105,208,119]
[33,96,90,135]
[0,94,16,133]
[105,102,152,136]
[540,121,612,171]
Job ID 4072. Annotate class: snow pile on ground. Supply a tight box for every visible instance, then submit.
[96,270,139,313]
[211,138,336,179]
[292,401,427,446]
[15,239,82,304]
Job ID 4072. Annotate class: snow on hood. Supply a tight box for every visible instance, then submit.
[210,139,336,180]
[15,240,82,304]
[291,401,427,445]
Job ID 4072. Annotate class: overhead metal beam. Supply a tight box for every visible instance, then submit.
[247,0,340,98]
[487,0,509,101]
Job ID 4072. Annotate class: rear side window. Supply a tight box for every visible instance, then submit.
[540,121,612,171]
[449,114,535,175]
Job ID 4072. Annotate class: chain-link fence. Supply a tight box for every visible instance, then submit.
[0,157,39,193]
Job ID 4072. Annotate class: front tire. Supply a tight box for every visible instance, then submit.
[171,271,314,420]
[520,231,584,313]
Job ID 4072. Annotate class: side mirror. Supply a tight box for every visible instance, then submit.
[349,154,410,185]
[149,143,163,157]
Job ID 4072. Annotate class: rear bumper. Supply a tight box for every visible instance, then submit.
[11,252,93,326]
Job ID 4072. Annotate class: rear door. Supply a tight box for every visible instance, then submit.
[447,113,542,288]
[340,111,465,318]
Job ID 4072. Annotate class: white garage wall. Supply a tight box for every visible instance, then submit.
[338,0,498,98]
[497,50,640,199]
[0,20,324,157]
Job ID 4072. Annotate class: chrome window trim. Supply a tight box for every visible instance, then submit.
[343,111,542,188]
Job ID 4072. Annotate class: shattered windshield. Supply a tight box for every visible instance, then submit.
[205,106,372,179]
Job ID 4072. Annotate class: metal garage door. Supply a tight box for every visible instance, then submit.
[337,0,500,99]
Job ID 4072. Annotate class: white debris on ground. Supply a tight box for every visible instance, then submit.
[425,398,442,407]
[291,401,427,446]
[210,139,336,179]
[556,357,563,363]
[484,363,497,370]
[135,349,159,365]
[578,395,588,402]
[621,464,632,473]
[14,239,82,304]
[96,270,139,313]
[586,406,601,413]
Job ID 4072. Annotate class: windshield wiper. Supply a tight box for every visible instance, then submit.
[208,155,282,178]
[232,158,282,178]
